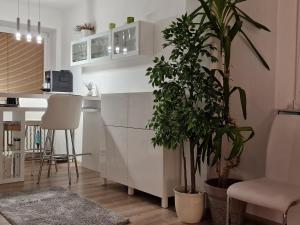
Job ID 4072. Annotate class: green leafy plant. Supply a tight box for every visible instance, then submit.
[146,0,270,193]
[146,12,223,194]
[196,0,270,188]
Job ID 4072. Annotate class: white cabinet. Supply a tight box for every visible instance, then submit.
[70,21,153,67]
[127,129,164,197]
[112,21,154,59]
[71,38,90,66]
[100,93,180,208]
[106,126,128,186]
[90,31,112,63]
[101,94,128,127]
[128,93,154,129]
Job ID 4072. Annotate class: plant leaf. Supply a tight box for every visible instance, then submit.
[236,7,271,32]
[240,29,270,70]
[230,86,247,119]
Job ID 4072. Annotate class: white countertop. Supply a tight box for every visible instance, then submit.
[0,92,101,101]
[0,106,99,112]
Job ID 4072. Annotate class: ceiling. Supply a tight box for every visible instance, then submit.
[37,0,81,9]
[3,0,82,10]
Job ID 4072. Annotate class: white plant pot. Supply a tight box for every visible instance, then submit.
[174,186,204,224]
[81,30,94,37]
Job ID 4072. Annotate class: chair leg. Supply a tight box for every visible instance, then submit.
[283,212,288,225]
[226,196,231,225]
[70,129,79,179]
[65,130,71,185]
[47,130,55,177]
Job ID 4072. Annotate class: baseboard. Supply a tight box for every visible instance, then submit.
[246,213,281,225]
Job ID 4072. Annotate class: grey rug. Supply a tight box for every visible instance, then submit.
[0,187,129,225]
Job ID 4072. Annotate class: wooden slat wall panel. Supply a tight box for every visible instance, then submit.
[0,32,44,93]
[0,33,8,92]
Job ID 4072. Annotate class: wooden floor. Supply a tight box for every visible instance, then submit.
[0,163,262,225]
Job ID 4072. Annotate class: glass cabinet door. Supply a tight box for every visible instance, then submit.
[113,25,138,57]
[91,32,111,61]
[72,40,88,64]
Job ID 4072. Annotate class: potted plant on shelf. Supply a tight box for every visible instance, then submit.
[74,23,95,37]
[146,9,223,224]
[193,0,270,225]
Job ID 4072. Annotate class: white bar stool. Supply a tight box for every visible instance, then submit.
[37,94,83,185]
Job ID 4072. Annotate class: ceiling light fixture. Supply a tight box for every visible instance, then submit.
[15,0,21,41]
[36,0,42,44]
[26,0,32,42]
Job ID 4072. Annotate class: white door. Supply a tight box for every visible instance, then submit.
[106,126,128,185]
[127,128,164,197]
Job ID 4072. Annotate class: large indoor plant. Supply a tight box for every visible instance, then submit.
[193,0,271,224]
[146,9,223,224]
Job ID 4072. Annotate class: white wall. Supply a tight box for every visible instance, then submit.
[60,0,186,95]
[275,0,298,109]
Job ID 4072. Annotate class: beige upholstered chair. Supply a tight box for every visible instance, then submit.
[37,94,82,185]
[227,114,300,225]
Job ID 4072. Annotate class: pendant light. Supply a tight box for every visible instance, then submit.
[15,0,21,40]
[26,0,32,42]
[36,0,42,44]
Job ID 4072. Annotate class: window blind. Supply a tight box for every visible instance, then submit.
[0,32,44,93]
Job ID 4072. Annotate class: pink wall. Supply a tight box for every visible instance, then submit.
[275,0,298,109]
[230,0,300,223]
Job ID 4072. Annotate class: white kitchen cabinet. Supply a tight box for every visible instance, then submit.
[70,21,153,67]
[90,31,112,63]
[128,93,154,129]
[71,38,90,66]
[100,93,180,208]
[105,126,128,186]
[101,94,128,127]
[112,21,154,59]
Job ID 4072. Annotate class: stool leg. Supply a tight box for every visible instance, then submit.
[47,130,55,177]
[70,129,79,179]
[31,126,36,176]
[65,130,71,185]
[37,130,47,184]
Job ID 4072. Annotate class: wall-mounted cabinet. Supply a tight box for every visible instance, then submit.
[90,31,111,63]
[71,38,90,66]
[70,21,154,67]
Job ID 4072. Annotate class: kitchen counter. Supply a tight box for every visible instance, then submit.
[0,92,101,185]
[0,92,101,101]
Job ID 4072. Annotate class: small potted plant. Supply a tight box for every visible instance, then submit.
[146,10,221,223]
[74,23,95,37]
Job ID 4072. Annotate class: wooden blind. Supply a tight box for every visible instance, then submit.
[0,32,44,93]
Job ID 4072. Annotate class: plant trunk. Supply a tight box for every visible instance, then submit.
[181,143,188,193]
[189,140,196,194]
[223,76,230,123]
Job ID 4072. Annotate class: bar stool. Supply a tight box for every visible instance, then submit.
[37,94,83,185]
[25,121,57,176]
